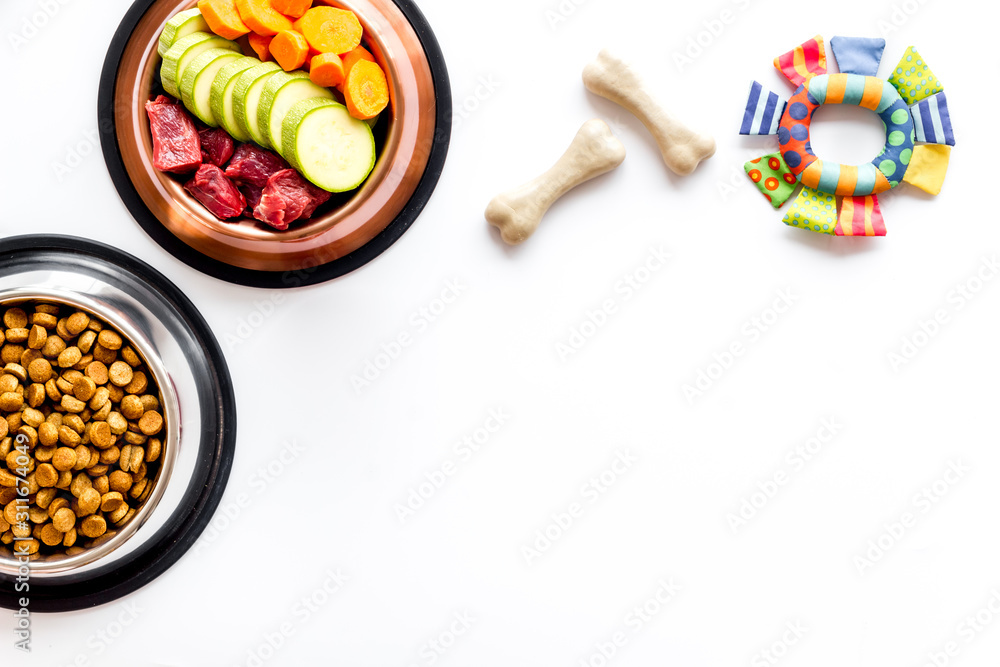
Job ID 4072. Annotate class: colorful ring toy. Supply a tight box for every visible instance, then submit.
[779,73,914,196]
[738,36,955,237]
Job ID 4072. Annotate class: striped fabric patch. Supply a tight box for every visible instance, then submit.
[740,81,787,135]
[774,36,827,87]
[910,92,954,146]
[836,195,886,236]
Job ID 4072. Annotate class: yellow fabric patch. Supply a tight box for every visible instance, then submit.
[903,144,951,196]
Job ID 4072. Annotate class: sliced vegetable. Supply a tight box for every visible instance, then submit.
[338,45,374,85]
[232,62,283,148]
[269,30,309,71]
[293,7,362,55]
[258,71,334,156]
[343,59,388,120]
[180,48,244,125]
[281,98,375,192]
[160,31,240,98]
[197,0,251,40]
[308,52,344,88]
[234,0,293,36]
[248,32,272,61]
[210,56,259,142]
[158,8,209,58]
[270,0,311,19]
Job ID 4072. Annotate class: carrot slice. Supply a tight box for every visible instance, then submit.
[270,29,309,71]
[338,45,374,88]
[198,0,251,39]
[293,7,362,55]
[343,59,388,119]
[235,0,293,36]
[271,0,311,19]
[309,53,344,87]
[248,32,273,61]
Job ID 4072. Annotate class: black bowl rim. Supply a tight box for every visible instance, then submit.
[0,234,236,612]
[98,0,452,289]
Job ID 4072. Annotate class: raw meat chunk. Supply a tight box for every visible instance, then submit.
[253,169,332,230]
[198,128,235,167]
[185,164,246,220]
[239,183,264,216]
[145,95,202,174]
[224,143,289,188]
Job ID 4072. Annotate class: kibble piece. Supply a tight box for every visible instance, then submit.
[88,464,109,477]
[146,438,161,463]
[124,371,148,395]
[108,361,133,387]
[107,384,124,403]
[21,408,44,428]
[41,335,66,358]
[28,505,48,524]
[0,469,19,488]
[73,376,97,402]
[52,447,77,472]
[121,347,140,367]
[91,344,116,364]
[40,523,63,546]
[124,431,147,446]
[3,308,28,329]
[0,392,23,411]
[27,325,48,350]
[55,471,72,489]
[18,538,40,555]
[58,425,81,447]
[57,346,83,369]
[80,515,107,538]
[15,426,37,448]
[1,345,25,365]
[66,312,90,335]
[62,527,77,548]
[32,311,58,327]
[109,470,132,493]
[85,361,109,386]
[138,410,163,436]
[107,412,128,435]
[5,328,29,344]
[93,400,112,422]
[3,364,26,383]
[44,378,61,402]
[77,488,100,515]
[97,330,123,351]
[62,414,85,434]
[25,383,45,408]
[69,473,92,499]
[120,395,144,420]
[51,506,75,532]
[100,491,124,513]
[35,488,57,509]
[139,394,159,411]
[88,385,110,410]
[55,318,72,340]
[93,475,109,495]
[119,445,134,472]
[90,422,113,449]
[74,445,93,470]
[61,394,86,413]
[110,503,131,524]
[0,375,17,393]
[34,446,55,463]
[77,330,97,354]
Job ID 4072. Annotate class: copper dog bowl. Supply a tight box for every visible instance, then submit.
[99,0,450,287]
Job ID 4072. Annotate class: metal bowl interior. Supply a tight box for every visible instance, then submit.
[0,292,179,575]
[0,235,235,612]
[112,0,441,275]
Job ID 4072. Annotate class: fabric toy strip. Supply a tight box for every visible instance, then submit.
[774,35,827,87]
[828,37,885,77]
[744,153,798,208]
[836,195,886,236]
[902,144,951,195]
[781,185,837,234]
[887,46,943,105]
[740,81,787,136]
[910,92,954,146]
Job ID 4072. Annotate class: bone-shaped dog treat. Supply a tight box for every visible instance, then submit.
[485,119,626,245]
[582,49,716,175]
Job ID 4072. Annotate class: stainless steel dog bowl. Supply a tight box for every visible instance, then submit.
[0,235,235,611]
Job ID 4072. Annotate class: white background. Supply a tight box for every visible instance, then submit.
[2,0,999,665]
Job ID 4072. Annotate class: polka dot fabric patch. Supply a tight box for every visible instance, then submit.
[745,153,799,209]
[781,186,837,234]
[888,46,943,105]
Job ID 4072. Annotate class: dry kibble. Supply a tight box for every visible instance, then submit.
[138,411,163,436]
[0,301,165,558]
[3,308,28,329]
[97,330,123,351]
[86,362,109,386]
[66,312,90,335]
[80,515,106,538]
[3,363,26,382]
[108,361,133,387]
[51,507,75,532]
[73,376,97,402]
[100,492,124,513]
[57,346,82,369]
[120,395,144,420]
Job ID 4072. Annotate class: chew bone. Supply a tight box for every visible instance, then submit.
[485,119,626,245]
[583,49,715,175]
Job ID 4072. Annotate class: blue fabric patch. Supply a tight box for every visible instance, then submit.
[830,36,886,77]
